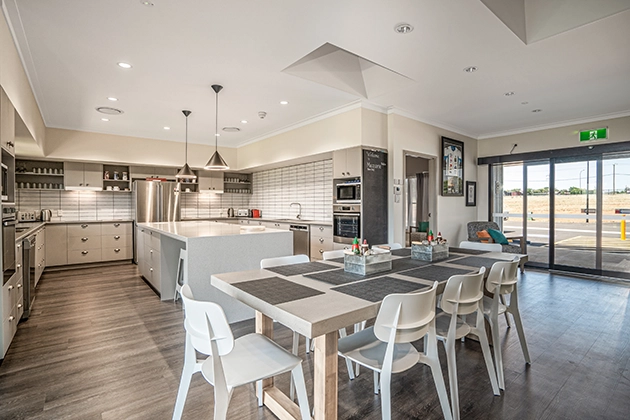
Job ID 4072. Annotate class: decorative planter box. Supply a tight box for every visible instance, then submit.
[411,243,449,262]
[344,249,392,275]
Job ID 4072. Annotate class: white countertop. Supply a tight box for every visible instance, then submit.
[138,220,288,240]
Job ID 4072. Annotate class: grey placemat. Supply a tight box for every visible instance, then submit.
[328,257,345,263]
[265,261,336,277]
[391,248,412,257]
[448,247,489,255]
[400,265,472,282]
[448,256,508,270]
[233,277,324,305]
[304,258,431,285]
[332,277,429,302]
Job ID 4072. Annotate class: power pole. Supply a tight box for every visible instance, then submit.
[613,164,616,195]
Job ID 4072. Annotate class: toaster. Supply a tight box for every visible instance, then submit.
[237,209,250,217]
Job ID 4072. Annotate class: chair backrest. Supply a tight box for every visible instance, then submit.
[373,282,438,343]
[486,258,519,294]
[440,267,486,315]
[260,254,310,268]
[467,221,500,241]
[374,243,403,250]
[180,284,234,356]
[322,249,345,260]
[459,241,502,252]
[176,248,187,287]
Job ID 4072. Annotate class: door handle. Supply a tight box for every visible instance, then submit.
[114,248,121,252]
[82,251,89,255]
[319,238,324,243]
[81,237,88,242]
[81,224,88,228]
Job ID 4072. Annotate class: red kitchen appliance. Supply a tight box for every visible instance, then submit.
[252,209,261,218]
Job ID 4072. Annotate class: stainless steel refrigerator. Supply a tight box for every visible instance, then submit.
[133,181,181,262]
[405,172,430,233]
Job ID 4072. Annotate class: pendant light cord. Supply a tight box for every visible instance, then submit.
[215,90,219,151]
[185,115,189,163]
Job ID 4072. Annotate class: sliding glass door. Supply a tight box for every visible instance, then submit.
[601,155,630,274]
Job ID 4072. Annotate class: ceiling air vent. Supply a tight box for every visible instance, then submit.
[222,127,240,132]
[96,106,124,115]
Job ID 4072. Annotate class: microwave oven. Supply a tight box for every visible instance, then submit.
[335,179,361,203]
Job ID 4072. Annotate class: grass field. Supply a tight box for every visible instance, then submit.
[503,194,630,223]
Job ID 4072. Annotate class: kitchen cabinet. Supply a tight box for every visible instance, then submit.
[263,221,291,230]
[1,242,24,358]
[102,164,131,192]
[64,162,103,189]
[333,147,362,178]
[309,224,333,260]
[0,88,16,155]
[67,222,102,264]
[101,222,132,260]
[129,165,178,181]
[15,159,65,191]
[198,172,223,193]
[137,227,161,292]
[34,227,46,286]
[223,172,251,194]
[45,224,68,266]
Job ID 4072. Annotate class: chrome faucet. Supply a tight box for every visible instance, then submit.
[290,202,302,220]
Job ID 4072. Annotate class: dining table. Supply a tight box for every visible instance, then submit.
[210,247,528,420]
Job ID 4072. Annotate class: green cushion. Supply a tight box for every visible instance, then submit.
[487,228,508,245]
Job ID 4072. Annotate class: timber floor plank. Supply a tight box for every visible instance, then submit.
[1,263,629,419]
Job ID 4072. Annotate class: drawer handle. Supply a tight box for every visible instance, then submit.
[150,268,153,272]
[319,249,324,254]
[8,316,14,322]
[17,303,22,309]
[114,223,120,227]
[17,244,21,248]
[319,238,324,243]
[81,224,88,228]
[114,235,121,240]
[150,250,153,254]
[81,237,88,242]
[17,264,21,269]
[114,248,121,252]
[319,226,324,231]
[17,283,22,289]
[82,251,89,255]
[7,285,13,291]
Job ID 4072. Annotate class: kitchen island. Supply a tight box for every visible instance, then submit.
[137,220,292,322]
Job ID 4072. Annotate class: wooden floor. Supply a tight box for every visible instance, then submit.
[1,263,629,420]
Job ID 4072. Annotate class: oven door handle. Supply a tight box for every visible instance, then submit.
[3,219,18,227]
[333,213,360,217]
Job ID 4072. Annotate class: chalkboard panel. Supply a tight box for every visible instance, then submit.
[362,149,388,246]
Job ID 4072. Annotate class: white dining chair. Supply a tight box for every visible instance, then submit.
[174,248,187,302]
[483,258,531,390]
[435,267,500,420]
[174,285,310,420]
[458,241,502,252]
[338,282,453,420]
[322,249,345,260]
[374,243,403,250]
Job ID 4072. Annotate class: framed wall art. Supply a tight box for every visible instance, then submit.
[441,137,464,196]
[465,181,476,206]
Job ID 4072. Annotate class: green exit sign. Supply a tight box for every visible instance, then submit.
[580,127,607,141]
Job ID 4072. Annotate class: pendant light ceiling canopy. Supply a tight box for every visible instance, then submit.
[204,84,230,171]
[176,109,197,179]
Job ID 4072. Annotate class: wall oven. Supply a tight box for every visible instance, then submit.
[333,204,361,244]
[335,178,361,203]
[2,205,17,285]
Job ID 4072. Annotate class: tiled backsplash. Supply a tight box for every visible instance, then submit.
[16,190,132,221]
[249,159,333,221]
[17,159,333,222]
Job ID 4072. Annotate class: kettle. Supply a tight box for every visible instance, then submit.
[227,208,235,218]
[41,209,52,222]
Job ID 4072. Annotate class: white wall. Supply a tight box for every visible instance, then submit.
[388,113,478,246]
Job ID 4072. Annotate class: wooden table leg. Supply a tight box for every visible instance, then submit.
[256,312,274,397]
[314,331,338,420]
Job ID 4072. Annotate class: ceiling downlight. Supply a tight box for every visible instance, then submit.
[463,66,478,73]
[222,127,240,132]
[394,23,414,34]
[96,106,124,115]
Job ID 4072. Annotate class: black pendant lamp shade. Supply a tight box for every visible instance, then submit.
[204,84,230,170]
[176,110,197,179]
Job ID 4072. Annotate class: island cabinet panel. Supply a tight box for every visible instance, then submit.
[45,224,68,266]
[310,224,333,260]
[138,229,161,292]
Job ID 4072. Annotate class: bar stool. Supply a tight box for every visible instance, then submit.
[174,248,187,302]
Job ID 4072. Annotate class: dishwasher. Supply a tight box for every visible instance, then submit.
[21,234,36,320]
[289,224,310,256]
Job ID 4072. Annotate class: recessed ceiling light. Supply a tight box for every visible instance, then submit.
[521,101,529,105]
[280,101,289,105]
[504,92,515,96]
[463,66,478,73]
[532,109,542,113]
[223,127,240,132]
[394,23,414,34]
[96,106,124,115]
[107,97,118,102]
[117,62,132,69]
[163,126,170,130]
[140,0,154,6]
[101,118,109,122]
[241,120,248,124]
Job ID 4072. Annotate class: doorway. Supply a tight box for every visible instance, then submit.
[403,154,436,246]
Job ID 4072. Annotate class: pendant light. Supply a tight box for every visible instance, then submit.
[176,110,197,179]
[204,84,230,170]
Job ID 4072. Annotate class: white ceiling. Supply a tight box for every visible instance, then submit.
[4,0,630,147]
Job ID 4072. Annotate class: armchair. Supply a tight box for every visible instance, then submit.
[466,221,522,254]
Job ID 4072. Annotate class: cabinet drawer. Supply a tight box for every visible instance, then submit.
[101,222,132,236]
[2,306,19,355]
[2,278,15,320]
[145,246,160,265]
[68,223,102,237]
[68,249,102,264]
[68,235,102,251]
[149,232,161,251]
[311,224,333,237]
[310,236,334,260]
[102,234,132,248]
[102,246,131,261]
